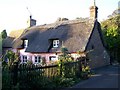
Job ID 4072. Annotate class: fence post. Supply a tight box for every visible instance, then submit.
[60,60,62,76]
[11,61,18,86]
[79,60,82,72]
[76,60,82,78]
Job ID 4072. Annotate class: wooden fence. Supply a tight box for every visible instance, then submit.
[2,59,86,89]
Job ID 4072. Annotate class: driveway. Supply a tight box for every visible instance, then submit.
[67,65,120,89]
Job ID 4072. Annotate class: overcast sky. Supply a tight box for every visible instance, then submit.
[0,0,119,34]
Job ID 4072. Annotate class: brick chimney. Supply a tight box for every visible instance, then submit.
[89,0,98,20]
[27,15,36,27]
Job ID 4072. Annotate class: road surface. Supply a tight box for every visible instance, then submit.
[67,65,120,89]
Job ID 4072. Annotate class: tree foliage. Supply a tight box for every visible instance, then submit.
[2,50,19,67]
[101,15,120,62]
[1,29,7,39]
[58,46,73,63]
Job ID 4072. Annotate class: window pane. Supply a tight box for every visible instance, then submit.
[49,56,57,61]
[38,59,41,63]
[53,40,59,47]
[53,44,56,46]
[25,56,27,59]
[24,40,28,48]
[38,56,41,63]
[38,57,41,59]
[57,40,59,44]
[35,60,37,62]
[35,56,37,60]
[35,56,37,62]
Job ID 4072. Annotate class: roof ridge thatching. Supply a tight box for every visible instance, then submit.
[27,18,92,30]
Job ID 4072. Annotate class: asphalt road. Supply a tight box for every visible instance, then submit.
[69,65,120,89]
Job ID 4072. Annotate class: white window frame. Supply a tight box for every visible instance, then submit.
[24,40,28,48]
[34,56,41,63]
[53,40,59,48]
[22,55,27,63]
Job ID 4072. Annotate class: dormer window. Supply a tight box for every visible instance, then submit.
[24,40,28,48]
[53,40,59,48]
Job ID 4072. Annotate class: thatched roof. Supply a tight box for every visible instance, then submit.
[12,19,95,53]
[2,36,15,48]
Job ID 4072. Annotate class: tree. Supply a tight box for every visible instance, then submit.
[57,46,74,77]
[3,50,19,67]
[108,8,120,18]
[101,15,120,63]
[58,46,73,63]
[1,29,7,39]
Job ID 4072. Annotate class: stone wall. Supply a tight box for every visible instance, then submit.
[86,22,110,69]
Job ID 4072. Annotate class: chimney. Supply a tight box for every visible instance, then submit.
[89,0,98,20]
[27,15,36,27]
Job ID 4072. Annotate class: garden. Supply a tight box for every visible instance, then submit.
[1,48,91,89]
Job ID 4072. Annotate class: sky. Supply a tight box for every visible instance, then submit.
[0,0,119,34]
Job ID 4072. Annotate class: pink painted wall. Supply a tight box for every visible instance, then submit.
[19,49,59,64]
[19,49,84,64]
[3,48,85,65]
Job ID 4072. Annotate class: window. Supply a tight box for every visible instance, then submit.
[91,45,94,49]
[49,56,58,61]
[24,40,28,48]
[35,57,37,62]
[53,40,59,47]
[34,56,41,63]
[22,55,27,63]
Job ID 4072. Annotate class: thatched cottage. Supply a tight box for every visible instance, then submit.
[2,3,110,68]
